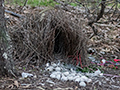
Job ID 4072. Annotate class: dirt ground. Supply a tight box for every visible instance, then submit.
[0,6,120,90]
[0,63,120,90]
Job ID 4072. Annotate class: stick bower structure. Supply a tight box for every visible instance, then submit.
[8,9,90,66]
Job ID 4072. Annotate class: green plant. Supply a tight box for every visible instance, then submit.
[76,64,104,73]
[6,0,58,7]
[70,3,77,6]
[23,67,26,70]
[76,66,93,73]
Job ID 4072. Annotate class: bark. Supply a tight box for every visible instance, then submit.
[0,0,17,77]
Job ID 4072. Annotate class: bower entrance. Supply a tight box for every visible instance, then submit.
[53,26,78,56]
[54,27,66,54]
[53,26,78,65]
[54,27,63,54]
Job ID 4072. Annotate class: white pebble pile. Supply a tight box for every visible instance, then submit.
[45,62,103,87]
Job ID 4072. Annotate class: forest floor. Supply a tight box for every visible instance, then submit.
[0,6,120,90]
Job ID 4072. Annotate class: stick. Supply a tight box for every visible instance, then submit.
[5,10,23,18]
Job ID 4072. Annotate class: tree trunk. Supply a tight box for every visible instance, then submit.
[0,0,17,77]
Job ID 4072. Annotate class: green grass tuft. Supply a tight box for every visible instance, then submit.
[5,0,58,7]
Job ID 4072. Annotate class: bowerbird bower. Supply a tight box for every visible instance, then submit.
[8,9,90,67]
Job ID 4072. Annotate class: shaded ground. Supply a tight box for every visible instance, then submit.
[0,6,120,90]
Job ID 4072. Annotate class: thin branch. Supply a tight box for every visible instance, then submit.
[20,0,28,12]
[88,0,106,36]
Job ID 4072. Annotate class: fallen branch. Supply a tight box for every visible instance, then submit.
[103,73,120,78]
[94,23,120,28]
[5,10,23,18]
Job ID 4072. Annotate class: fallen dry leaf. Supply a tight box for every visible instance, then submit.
[14,80,19,88]
[36,86,45,90]
[21,84,31,88]
[7,84,13,89]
